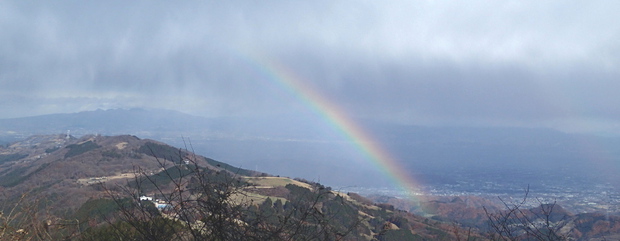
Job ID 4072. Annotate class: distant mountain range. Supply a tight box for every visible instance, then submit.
[0,108,338,141]
[0,109,208,139]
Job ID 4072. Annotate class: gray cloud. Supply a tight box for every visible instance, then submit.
[1,0,619,134]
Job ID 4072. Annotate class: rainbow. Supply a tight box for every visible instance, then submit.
[242,52,425,203]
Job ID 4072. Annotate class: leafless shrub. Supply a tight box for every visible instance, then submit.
[91,144,364,241]
[0,193,80,240]
[484,186,569,241]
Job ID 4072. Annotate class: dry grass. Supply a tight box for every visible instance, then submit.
[230,190,288,206]
[242,176,311,189]
[115,142,128,150]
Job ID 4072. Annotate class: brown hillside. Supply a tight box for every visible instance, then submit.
[0,134,490,240]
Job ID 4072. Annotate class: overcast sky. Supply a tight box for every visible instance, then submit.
[1,1,620,134]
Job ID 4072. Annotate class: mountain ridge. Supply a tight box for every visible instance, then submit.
[0,134,484,240]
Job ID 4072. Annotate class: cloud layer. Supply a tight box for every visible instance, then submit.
[1,0,619,134]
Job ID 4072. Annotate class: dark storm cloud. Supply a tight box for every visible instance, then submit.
[1,0,619,133]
